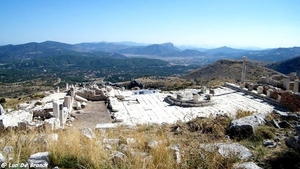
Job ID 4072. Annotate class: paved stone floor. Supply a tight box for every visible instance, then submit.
[109,86,282,126]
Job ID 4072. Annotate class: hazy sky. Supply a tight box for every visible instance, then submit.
[0,0,299,48]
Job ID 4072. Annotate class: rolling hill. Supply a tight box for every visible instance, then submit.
[183,59,279,86]
[267,56,300,74]
[0,41,128,62]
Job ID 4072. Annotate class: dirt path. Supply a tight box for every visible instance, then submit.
[72,101,112,129]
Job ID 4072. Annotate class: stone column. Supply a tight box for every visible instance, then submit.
[53,101,60,119]
[267,89,273,98]
[277,95,282,102]
[240,56,247,88]
[257,86,263,94]
[66,83,69,90]
[64,96,71,109]
[57,87,60,93]
[294,79,299,93]
[201,86,207,94]
[284,77,290,90]
[248,83,254,91]
[193,93,199,101]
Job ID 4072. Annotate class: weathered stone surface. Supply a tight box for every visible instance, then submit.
[200,143,252,160]
[28,151,49,169]
[229,115,265,139]
[81,128,95,139]
[233,162,263,169]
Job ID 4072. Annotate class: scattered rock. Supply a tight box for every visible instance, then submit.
[27,151,49,169]
[81,102,87,108]
[126,138,136,145]
[76,110,83,114]
[103,138,120,144]
[263,139,277,148]
[233,162,263,169]
[2,146,13,155]
[70,113,76,118]
[200,143,252,160]
[104,144,112,151]
[81,128,95,139]
[147,140,159,149]
[170,144,181,164]
[47,133,59,142]
[229,115,265,140]
[109,151,126,164]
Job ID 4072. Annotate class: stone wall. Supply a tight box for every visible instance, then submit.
[280,92,300,112]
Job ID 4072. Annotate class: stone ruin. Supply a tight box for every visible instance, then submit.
[75,83,108,101]
[227,56,300,111]
[164,87,214,107]
[0,83,110,130]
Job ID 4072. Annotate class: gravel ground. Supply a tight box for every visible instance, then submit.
[72,101,112,129]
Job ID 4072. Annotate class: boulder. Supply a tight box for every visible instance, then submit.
[27,152,49,169]
[81,128,95,139]
[229,115,265,139]
[200,143,252,160]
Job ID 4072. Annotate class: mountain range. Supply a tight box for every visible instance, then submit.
[1,41,300,63]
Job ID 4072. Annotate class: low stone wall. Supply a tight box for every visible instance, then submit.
[280,92,300,111]
[164,96,213,107]
[76,90,107,101]
[224,83,286,110]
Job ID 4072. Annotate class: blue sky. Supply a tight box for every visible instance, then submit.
[0,0,299,48]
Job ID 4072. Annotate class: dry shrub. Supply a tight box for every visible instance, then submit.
[186,116,231,139]
[182,145,239,169]
[235,109,254,119]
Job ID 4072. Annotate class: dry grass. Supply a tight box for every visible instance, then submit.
[0,111,294,169]
[235,109,254,119]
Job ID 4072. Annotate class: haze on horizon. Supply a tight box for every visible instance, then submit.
[0,0,299,49]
